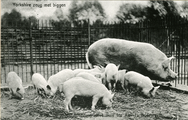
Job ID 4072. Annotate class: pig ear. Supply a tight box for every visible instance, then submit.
[163,56,175,65]
[16,88,20,92]
[109,90,115,98]
[149,86,160,97]
[162,56,175,68]
[162,59,170,68]
[94,65,103,69]
[117,64,120,69]
[168,56,175,61]
[46,85,51,90]
[111,93,115,99]
[94,74,102,78]
[98,65,105,72]
[98,65,104,69]
[109,90,112,94]
[58,84,63,92]
[93,65,99,68]
[149,87,154,94]
[100,65,105,72]
[155,86,160,90]
[153,86,160,95]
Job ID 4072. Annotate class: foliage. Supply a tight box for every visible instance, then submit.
[180,1,188,18]
[115,0,188,24]
[1,9,22,27]
[146,0,184,21]
[116,3,147,24]
[68,0,106,26]
[51,19,71,30]
[1,9,38,29]
[54,8,65,21]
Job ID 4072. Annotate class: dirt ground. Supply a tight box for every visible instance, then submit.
[1,87,188,120]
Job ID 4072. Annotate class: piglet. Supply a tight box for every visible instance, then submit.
[76,72,102,83]
[59,77,114,112]
[104,63,120,90]
[124,71,160,97]
[6,71,25,100]
[32,73,49,97]
[46,69,74,96]
[116,69,128,91]
[73,65,104,76]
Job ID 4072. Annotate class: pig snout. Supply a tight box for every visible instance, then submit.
[166,69,178,81]
[16,87,25,100]
[19,94,24,100]
[15,92,24,100]
[102,95,113,108]
[103,99,112,108]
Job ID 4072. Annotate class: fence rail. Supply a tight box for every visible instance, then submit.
[1,18,188,90]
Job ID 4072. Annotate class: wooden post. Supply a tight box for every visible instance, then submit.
[88,19,91,46]
[29,20,34,77]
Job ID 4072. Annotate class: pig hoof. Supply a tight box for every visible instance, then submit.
[91,108,95,111]
[8,97,12,100]
[166,83,172,86]
[109,108,114,111]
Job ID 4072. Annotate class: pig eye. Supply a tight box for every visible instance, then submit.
[47,85,51,90]
[16,88,20,92]
[163,66,168,71]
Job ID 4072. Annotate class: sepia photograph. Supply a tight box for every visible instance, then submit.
[1,0,188,119]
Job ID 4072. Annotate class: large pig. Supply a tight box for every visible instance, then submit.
[6,71,25,99]
[46,69,74,95]
[103,63,120,90]
[86,38,177,81]
[59,77,114,112]
[76,72,102,83]
[32,73,49,97]
[124,71,160,97]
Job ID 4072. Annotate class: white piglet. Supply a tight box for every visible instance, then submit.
[47,69,74,95]
[6,71,25,99]
[104,63,120,90]
[73,65,105,76]
[76,72,102,83]
[124,71,160,97]
[32,73,49,97]
[59,77,114,112]
[116,69,128,91]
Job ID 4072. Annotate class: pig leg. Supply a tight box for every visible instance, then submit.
[34,96,39,103]
[68,101,73,111]
[121,84,127,93]
[36,88,39,94]
[34,85,38,94]
[127,84,132,94]
[64,94,74,112]
[135,86,142,96]
[122,79,129,93]
[108,82,112,90]
[64,97,71,112]
[102,77,106,85]
[64,99,69,112]
[8,88,14,99]
[91,95,100,111]
[113,82,116,91]
[108,79,114,90]
[121,79,126,92]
